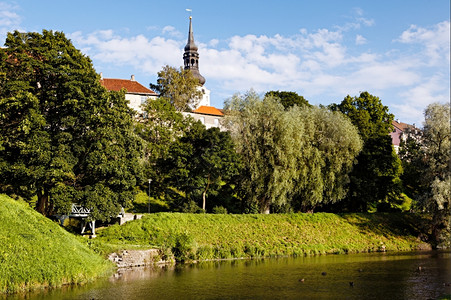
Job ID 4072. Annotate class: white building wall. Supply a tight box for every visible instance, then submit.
[125,94,157,113]
[183,112,224,131]
[189,86,210,110]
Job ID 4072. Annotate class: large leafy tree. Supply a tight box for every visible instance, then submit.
[224,90,362,213]
[265,91,311,109]
[0,30,142,220]
[134,97,189,198]
[330,92,403,212]
[150,65,202,112]
[163,122,241,212]
[402,103,450,248]
[291,107,363,212]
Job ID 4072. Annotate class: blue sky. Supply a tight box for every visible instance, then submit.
[1,0,449,126]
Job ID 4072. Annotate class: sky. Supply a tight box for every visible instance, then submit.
[1,1,450,126]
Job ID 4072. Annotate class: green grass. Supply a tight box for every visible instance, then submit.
[96,212,430,262]
[127,191,170,213]
[0,194,112,294]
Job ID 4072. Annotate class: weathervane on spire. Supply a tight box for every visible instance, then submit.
[186,8,192,17]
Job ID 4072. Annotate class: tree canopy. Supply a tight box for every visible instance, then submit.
[329,92,403,212]
[150,65,203,112]
[265,91,311,109]
[163,123,242,211]
[0,30,143,221]
[400,103,450,247]
[224,90,362,213]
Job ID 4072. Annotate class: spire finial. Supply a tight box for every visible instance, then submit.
[183,11,205,86]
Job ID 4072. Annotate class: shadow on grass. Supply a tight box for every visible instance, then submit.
[339,212,431,242]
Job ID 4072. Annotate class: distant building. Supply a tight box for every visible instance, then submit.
[390,119,419,153]
[100,74,158,113]
[100,16,225,129]
[182,16,226,129]
[183,16,211,109]
[184,106,225,130]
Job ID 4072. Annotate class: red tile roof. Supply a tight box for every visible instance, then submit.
[101,78,157,95]
[193,106,224,116]
[392,120,414,131]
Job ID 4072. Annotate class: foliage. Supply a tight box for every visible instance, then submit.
[291,106,363,211]
[265,90,311,109]
[96,211,429,262]
[399,127,427,202]
[329,92,403,212]
[0,30,143,221]
[0,194,111,294]
[134,97,189,198]
[150,65,203,112]
[212,206,228,214]
[162,122,242,211]
[128,191,170,213]
[223,90,362,213]
[419,103,450,247]
[399,103,450,247]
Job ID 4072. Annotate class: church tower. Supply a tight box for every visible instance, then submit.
[184,16,205,85]
[183,16,210,107]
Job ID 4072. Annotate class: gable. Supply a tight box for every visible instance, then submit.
[101,78,158,96]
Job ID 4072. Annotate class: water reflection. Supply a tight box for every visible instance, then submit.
[3,251,451,300]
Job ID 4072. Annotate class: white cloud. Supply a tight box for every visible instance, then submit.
[162,25,182,38]
[69,31,183,75]
[66,16,448,126]
[355,34,367,45]
[0,2,21,40]
[396,20,450,65]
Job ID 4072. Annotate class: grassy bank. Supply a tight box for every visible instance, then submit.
[0,195,112,294]
[95,212,430,262]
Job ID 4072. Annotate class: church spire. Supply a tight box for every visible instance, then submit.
[183,16,205,86]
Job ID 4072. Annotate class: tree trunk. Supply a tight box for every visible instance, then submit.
[261,201,270,214]
[36,188,49,216]
[202,174,211,211]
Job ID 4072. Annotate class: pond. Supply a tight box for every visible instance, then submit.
[5,251,451,299]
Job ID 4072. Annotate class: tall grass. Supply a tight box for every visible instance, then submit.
[96,212,429,262]
[0,195,112,294]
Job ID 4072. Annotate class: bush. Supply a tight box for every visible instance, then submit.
[212,206,228,214]
[172,232,196,262]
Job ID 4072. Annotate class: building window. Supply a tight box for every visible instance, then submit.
[200,117,205,124]
[141,96,148,104]
[214,118,219,126]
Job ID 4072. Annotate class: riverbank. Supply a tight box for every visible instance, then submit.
[0,194,434,294]
[94,212,432,263]
[0,195,112,294]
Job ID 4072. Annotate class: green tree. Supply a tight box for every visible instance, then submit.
[291,107,363,211]
[398,127,426,202]
[224,91,362,213]
[163,122,241,211]
[330,92,403,212]
[150,65,203,112]
[135,97,189,197]
[0,30,142,221]
[265,91,311,109]
[420,103,450,248]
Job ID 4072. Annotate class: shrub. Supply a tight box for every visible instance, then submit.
[212,206,228,214]
[172,232,196,262]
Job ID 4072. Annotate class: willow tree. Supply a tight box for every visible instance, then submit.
[290,107,363,211]
[224,90,362,213]
[0,30,143,220]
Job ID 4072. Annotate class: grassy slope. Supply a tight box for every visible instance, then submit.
[0,195,112,293]
[96,212,429,261]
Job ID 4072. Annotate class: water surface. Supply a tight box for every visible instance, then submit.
[6,251,451,299]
